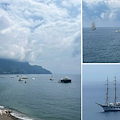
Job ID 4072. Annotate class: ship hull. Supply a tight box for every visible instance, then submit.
[102,105,120,112]
[92,28,96,31]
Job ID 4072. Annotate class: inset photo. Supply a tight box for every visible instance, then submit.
[82,64,120,120]
[83,0,120,63]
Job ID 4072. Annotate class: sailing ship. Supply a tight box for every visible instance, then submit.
[91,22,96,31]
[50,74,54,80]
[96,76,120,112]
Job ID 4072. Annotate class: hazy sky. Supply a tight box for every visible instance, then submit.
[0,0,80,74]
[83,0,120,27]
[83,64,120,84]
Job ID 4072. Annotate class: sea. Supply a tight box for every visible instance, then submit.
[0,74,80,120]
[83,80,120,120]
[83,27,120,63]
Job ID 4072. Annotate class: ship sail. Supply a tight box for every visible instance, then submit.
[91,22,96,30]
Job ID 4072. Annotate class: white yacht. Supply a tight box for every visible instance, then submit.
[96,76,120,111]
[58,77,71,83]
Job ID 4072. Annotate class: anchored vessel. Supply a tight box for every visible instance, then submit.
[22,76,28,79]
[58,77,71,83]
[19,75,23,81]
[96,76,120,112]
[50,74,54,80]
[91,22,96,31]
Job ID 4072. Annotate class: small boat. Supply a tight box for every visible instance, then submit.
[50,74,54,80]
[25,81,27,83]
[0,76,4,78]
[19,75,23,81]
[32,78,36,79]
[19,78,23,81]
[17,75,19,77]
[22,76,28,79]
[96,76,120,112]
[91,22,96,31]
[58,77,71,83]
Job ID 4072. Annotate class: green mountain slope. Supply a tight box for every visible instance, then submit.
[0,59,51,74]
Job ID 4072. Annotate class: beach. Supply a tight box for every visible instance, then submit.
[0,110,18,120]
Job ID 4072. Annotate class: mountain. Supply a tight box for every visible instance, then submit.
[0,59,51,74]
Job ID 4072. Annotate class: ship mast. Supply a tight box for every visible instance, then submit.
[114,76,117,104]
[105,77,109,105]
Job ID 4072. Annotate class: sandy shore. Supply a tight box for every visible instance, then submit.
[0,110,18,120]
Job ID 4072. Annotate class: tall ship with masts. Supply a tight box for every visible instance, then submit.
[96,76,120,112]
[91,22,96,31]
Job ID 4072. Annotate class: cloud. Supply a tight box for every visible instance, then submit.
[0,0,80,74]
[109,12,116,20]
[83,1,109,20]
[83,0,120,27]
[107,0,120,9]
[72,31,81,58]
[101,12,105,19]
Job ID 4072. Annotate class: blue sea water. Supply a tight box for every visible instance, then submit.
[83,80,120,120]
[83,27,120,63]
[0,74,80,120]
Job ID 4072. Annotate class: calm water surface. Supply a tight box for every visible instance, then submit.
[0,74,80,120]
[83,27,120,63]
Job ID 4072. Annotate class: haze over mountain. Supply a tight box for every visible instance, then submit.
[0,59,51,74]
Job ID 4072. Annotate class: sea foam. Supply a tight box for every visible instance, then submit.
[11,112,34,120]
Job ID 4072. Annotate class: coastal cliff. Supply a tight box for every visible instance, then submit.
[0,59,51,74]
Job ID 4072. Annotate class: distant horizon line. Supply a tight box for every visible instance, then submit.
[83,26,120,28]
[0,73,81,75]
